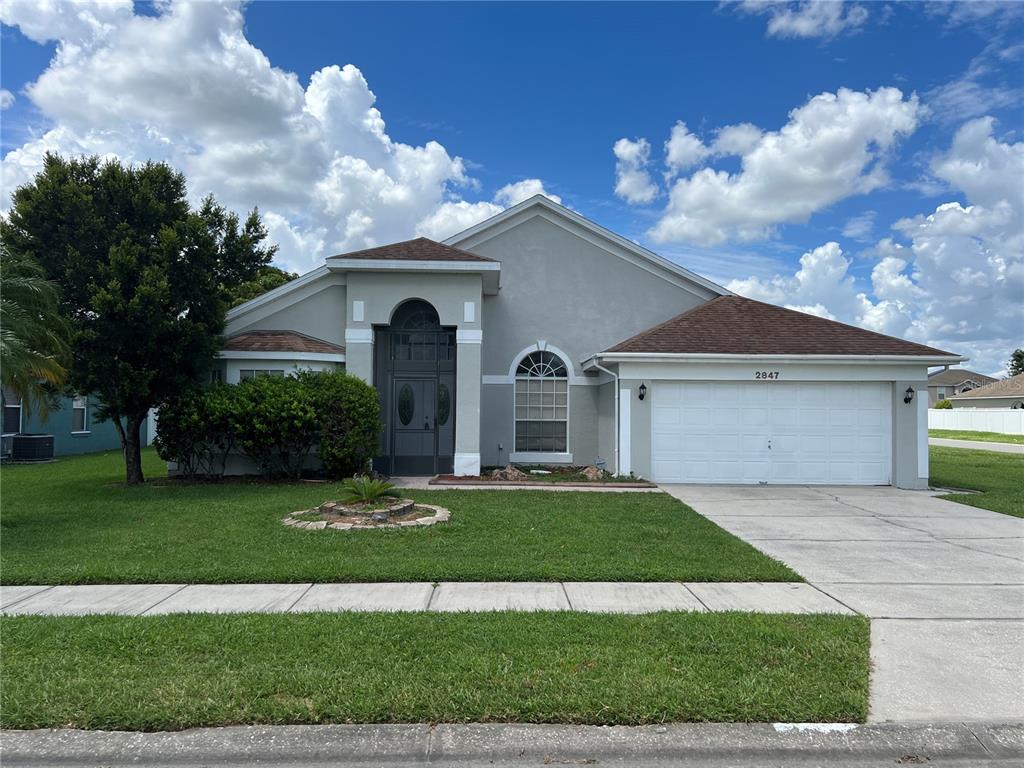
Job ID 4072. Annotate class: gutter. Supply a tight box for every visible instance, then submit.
[589,360,620,475]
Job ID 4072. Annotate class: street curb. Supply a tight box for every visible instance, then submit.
[2,722,1022,766]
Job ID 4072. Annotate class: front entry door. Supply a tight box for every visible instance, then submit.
[374,300,457,476]
[392,378,437,475]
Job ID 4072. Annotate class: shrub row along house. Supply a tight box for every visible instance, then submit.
[212,196,963,488]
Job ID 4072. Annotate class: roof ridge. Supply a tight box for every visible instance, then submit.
[328,237,496,262]
[602,295,960,358]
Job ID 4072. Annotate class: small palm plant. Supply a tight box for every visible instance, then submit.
[338,475,401,505]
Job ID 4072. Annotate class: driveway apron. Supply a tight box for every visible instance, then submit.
[661,484,1024,723]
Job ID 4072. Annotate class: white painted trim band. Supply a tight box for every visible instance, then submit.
[345,328,374,344]
[482,374,603,386]
[457,329,483,344]
[587,353,967,366]
[218,350,345,363]
[509,451,574,464]
[328,259,500,273]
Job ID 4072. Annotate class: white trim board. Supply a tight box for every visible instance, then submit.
[226,266,336,323]
[218,350,345,363]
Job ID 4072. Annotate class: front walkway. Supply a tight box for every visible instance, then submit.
[660,484,1024,723]
[0,580,851,616]
[929,436,1024,454]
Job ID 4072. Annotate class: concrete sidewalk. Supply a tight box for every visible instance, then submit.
[929,437,1024,454]
[3,722,1022,767]
[0,580,853,616]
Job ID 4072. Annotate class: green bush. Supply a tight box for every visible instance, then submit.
[338,475,400,504]
[935,398,953,409]
[301,370,381,478]
[231,374,319,478]
[154,383,236,477]
[155,370,380,479]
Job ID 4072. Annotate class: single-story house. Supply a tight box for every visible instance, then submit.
[926,368,996,406]
[1,386,133,459]
[949,374,1024,409]
[222,195,964,489]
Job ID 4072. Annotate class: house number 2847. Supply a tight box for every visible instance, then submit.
[754,371,780,380]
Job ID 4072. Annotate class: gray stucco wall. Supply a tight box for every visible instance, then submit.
[465,214,716,467]
[228,283,347,346]
[469,215,714,379]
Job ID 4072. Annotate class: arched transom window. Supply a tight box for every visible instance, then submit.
[515,351,568,453]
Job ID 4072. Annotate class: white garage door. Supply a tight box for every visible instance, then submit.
[651,381,892,485]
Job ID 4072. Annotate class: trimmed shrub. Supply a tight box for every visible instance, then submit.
[300,370,381,478]
[935,398,953,409]
[155,370,380,479]
[231,374,319,478]
[154,383,236,478]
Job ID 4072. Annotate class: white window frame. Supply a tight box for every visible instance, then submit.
[510,349,572,463]
[239,369,286,380]
[71,394,90,434]
[937,388,947,400]
[2,394,22,436]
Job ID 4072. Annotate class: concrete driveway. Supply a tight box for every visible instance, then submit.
[661,484,1024,723]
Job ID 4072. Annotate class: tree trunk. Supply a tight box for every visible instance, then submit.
[124,413,145,485]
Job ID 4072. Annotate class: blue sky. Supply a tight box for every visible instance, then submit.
[1,1,1022,373]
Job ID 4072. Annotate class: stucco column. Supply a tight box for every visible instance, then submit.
[344,328,374,384]
[454,328,482,475]
[892,379,929,490]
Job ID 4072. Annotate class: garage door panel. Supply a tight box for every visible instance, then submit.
[650,380,892,486]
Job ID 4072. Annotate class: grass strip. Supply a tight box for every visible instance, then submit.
[0,449,797,584]
[0,611,869,729]
[930,446,1024,518]
[929,429,1024,445]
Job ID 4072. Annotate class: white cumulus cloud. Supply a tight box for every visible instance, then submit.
[727,117,1024,373]
[0,1,558,273]
[648,87,921,246]
[415,180,561,241]
[736,1,869,39]
[612,137,658,204]
[0,89,14,110]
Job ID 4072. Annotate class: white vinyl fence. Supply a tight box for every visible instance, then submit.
[929,408,1024,435]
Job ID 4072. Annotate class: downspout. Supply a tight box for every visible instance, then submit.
[591,357,620,475]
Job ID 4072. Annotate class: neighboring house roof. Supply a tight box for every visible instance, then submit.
[602,296,960,357]
[949,373,1024,399]
[444,194,729,299]
[328,237,495,263]
[223,330,346,355]
[927,369,996,387]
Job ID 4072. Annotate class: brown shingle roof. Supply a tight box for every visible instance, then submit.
[604,296,959,357]
[223,330,345,355]
[328,237,494,262]
[927,369,996,387]
[950,373,1024,399]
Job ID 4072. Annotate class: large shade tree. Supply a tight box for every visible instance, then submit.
[1,154,276,483]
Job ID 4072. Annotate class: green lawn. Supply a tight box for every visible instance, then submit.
[930,446,1024,518]
[0,612,869,729]
[0,449,797,584]
[929,429,1024,445]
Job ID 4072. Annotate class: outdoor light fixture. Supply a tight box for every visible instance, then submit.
[638,382,647,401]
[904,386,915,404]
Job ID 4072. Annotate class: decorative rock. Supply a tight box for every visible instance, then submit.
[491,464,528,481]
[580,465,605,482]
[328,522,353,530]
[307,521,328,530]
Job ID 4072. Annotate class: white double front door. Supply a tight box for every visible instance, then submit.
[651,381,892,485]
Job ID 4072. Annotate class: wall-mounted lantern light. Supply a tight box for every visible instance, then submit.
[638,382,647,401]
[903,386,915,405]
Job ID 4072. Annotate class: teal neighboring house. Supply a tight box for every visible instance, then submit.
[1,386,141,458]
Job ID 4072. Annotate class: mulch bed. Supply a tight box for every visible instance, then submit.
[430,475,656,488]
